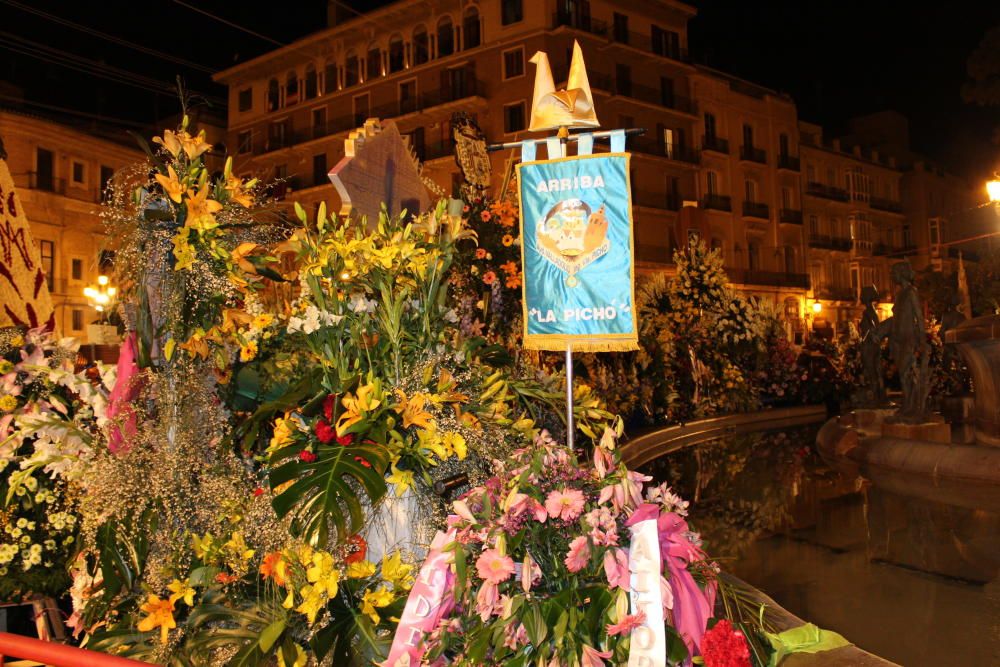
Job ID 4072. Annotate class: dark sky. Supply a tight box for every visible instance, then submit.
[1,0,997,180]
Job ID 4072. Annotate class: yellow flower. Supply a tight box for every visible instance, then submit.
[252,313,274,330]
[228,242,260,275]
[336,383,382,434]
[307,551,340,597]
[386,461,414,496]
[154,165,185,204]
[442,431,467,460]
[502,234,514,247]
[0,395,17,412]
[346,560,376,579]
[394,390,434,430]
[224,531,255,562]
[295,544,315,567]
[295,584,325,624]
[180,129,212,160]
[417,425,448,461]
[240,340,258,362]
[191,533,216,560]
[381,551,414,590]
[137,594,176,645]
[184,186,223,231]
[277,643,308,667]
[167,578,196,606]
[261,551,288,586]
[282,587,295,609]
[224,174,254,208]
[153,129,182,157]
[269,416,295,452]
[0,360,13,374]
[360,586,394,624]
[171,232,198,271]
[178,330,210,359]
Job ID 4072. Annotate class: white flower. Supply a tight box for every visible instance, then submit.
[349,293,377,313]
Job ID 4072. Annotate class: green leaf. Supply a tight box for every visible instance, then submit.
[258,619,286,653]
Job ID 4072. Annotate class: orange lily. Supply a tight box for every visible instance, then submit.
[154,165,185,203]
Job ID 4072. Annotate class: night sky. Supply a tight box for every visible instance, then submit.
[1,0,998,180]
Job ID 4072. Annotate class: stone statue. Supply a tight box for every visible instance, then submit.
[876,262,931,423]
[858,285,885,406]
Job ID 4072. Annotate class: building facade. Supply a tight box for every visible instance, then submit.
[0,110,142,343]
[213,0,813,324]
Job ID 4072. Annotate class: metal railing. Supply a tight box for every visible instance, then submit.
[552,11,608,37]
[633,191,684,210]
[808,234,852,250]
[589,74,696,114]
[805,181,849,202]
[739,145,767,164]
[779,208,803,224]
[702,135,729,154]
[742,201,770,219]
[869,196,903,213]
[629,138,699,164]
[702,193,732,211]
[728,269,809,288]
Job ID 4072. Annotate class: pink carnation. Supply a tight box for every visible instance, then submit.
[545,488,586,522]
[476,548,515,584]
[564,536,591,573]
[606,609,647,637]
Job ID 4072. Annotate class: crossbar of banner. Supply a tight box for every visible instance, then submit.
[486,127,646,153]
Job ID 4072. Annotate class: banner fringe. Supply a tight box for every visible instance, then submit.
[524,340,639,352]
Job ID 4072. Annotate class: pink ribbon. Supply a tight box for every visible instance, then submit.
[627,504,717,661]
[106,332,140,453]
[380,530,456,667]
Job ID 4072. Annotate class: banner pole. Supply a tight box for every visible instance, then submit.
[554,127,576,451]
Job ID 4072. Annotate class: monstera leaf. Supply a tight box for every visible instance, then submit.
[269,440,389,546]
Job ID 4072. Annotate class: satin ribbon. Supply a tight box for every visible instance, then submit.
[627,518,667,667]
[106,331,140,453]
[380,530,456,667]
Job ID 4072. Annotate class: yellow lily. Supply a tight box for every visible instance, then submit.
[442,431,467,460]
[386,461,414,496]
[228,242,260,275]
[224,531,255,562]
[360,586,394,624]
[277,643,308,667]
[179,330,210,360]
[191,532,216,560]
[180,129,212,160]
[167,578,196,606]
[221,308,254,333]
[306,552,340,597]
[154,165,185,203]
[153,129,182,157]
[417,426,448,461]
[394,390,434,430]
[381,551,413,589]
[295,584,325,624]
[346,560,376,579]
[137,594,176,645]
[171,232,197,271]
[336,383,382,434]
[225,173,254,208]
[185,186,223,231]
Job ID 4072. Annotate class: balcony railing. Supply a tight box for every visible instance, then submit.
[779,208,803,224]
[869,196,903,213]
[739,145,767,164]
[26,172,66,195]
[819,287,857,302]
[808,234,852,251]
[702,135,729,154]
[552,11,608,37]
[589,74,696,114]
[728,269,810,289]
[553,12,690,64]
[702,193,732,211]
[742,201,770,219]
[805,182,849,202]
[633,190,685,210]
[777,154,800,171]
[629,138,700,164]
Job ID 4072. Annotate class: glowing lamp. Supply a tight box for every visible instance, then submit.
[83,287,97,299]
[987,178,1000,203]
[97,275,109,286]
[811,301,822,314]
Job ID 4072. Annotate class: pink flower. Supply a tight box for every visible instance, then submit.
[606,609,647,636]
[564,536,591,572]
[475,580,499,622]
[521,553,540,593]
[581,644,613,667]
[506,493,548,522]
[476,548,515,584]
[545,488,586,522]
[603,548,629,589]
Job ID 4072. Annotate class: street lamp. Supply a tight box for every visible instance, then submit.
[987,177,1000,204]
[83,275,116,323]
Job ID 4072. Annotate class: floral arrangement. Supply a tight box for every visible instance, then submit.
[0,328,111,598]
[420,427,721,666]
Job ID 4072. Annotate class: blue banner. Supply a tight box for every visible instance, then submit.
[517,153,638,351]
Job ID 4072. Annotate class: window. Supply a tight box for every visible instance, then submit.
[312,153,328,187]
[503,101,525,133]
[706,171,718,195]
[783,246,796,273]
[501,0,523,25]
[437,17,454,57]
[502,47,524,79]
[615,63,631,96]
[827,167,835,185]
[345,52,360,87]
[389,35,405,72]
[304,65,318,99]
[71,258,83,281]
[238,87,252,112]
[285,71,299,105]
[312,108,327,138]
[652,26,680,58]
[463,8,481,50]
[413,27,429,65]
[613,13,629,43]
[39,240,54,290]
[72,161,85,185]
[399,79,417,114]
[72,309,84,331]
[353,94,370,126]
[742,123,754,148]
[744,178,758,202]
[809,215,819,236]
[268,120,289,150]
[781,186,793,209]
[274,164,288,180]
[237,130,253,154]
[323,60,337,94]
[267,78,280,111]
[929,218,940,245]
[660,77,674,108]
[806,164,816,182]
[366,46,382,80]
[748,241,761,271]
[100,165,114,198]
[779,133,789,158]
[704,112,716,140]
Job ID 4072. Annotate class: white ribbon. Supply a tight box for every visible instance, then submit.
[627,518,667,667]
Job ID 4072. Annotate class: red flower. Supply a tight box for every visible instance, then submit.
[323,394,337,421]
[299,449,318,463]
[354,455,371,468]
[336,432,354,446]
[252,487,265,497]
[215,572,239,585]
[700,620,752,667]
[315,419,336,443]
[345,534,368,564]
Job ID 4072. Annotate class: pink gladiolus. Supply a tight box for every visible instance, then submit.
[564,536,591,572]
[521,553,540,593]
[475,581,499,622]
[507,493,548,522]
[452,499,477,523]
[580,644,613,667]
[603,548,629,589]
[476,549,515,584]
[545,488,586,522]
[599,426,617,451]
[593,445,612,479]
[606,609,647,636]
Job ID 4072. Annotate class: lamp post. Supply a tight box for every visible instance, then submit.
[987,176,1000,205]
[83,275,117,361]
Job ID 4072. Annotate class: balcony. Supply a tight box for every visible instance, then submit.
[633,190,684,211]
[739,145,767,164]
[589,74,696,114]
[26,172,67,195]
[702,135,729,154]
[808,234,852,251]
[742,201,770,219]
[702,193,732,212]
[779,208,803,224]
[629,138,699,165]
[728,269,810,289]
[805,182,849,202]
[777,154,800,171]
[552,11,608,37]
[820,287,857,302]
[870,196,903,213]
[611,29,692,63]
